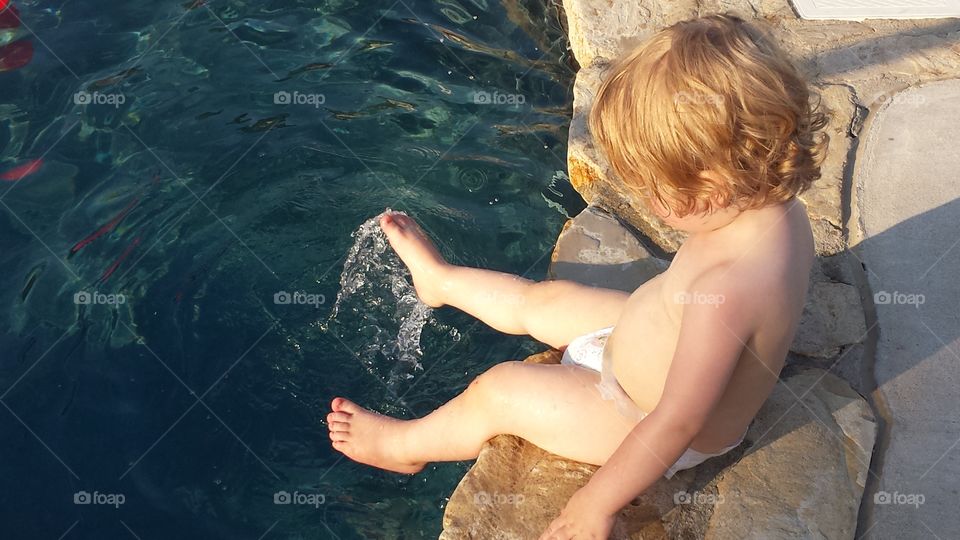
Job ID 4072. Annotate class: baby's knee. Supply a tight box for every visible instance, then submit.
[468,361,523,402]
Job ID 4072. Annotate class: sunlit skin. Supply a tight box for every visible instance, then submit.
[326,167,814,538]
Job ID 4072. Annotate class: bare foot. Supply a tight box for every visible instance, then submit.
[327,397,426,475]
[380,212,448,308]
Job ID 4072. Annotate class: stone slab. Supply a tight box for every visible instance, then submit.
[854,79,960,539]
[548,205,668,291]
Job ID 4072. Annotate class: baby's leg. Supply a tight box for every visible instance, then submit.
[381,212,629,348]
[327,362,643,473]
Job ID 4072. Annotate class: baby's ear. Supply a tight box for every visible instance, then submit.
[697,170,735,210]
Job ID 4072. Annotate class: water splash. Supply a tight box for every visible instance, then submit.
[325,209,433,384]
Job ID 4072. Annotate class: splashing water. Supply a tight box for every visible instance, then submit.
[325,210,433,385]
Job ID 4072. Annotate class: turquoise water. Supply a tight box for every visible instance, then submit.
[0,0,581,537]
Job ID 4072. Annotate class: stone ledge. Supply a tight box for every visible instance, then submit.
[548,205,668,291]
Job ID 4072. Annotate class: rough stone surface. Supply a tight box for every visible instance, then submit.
[853,79,960,539]
[563,0,699,67]
[548,205,668,291]
[706,368,877,539]
[799,84,857,255]
[441,351,876,539]
[793,280,867,358]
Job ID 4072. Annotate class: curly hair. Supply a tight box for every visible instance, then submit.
[589,14,828,217]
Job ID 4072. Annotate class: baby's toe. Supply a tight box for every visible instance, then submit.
[331,397,354,412]
[327,411,351,424]
[334,398,363,415]
[328,420,350,432]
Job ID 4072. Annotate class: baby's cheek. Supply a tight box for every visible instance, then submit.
[648,197,672,219]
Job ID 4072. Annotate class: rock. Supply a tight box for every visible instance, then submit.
[792,280,867,358]
[787,343,870,397]
[705,368,877,539]
[852,79,960,539]
[563,0,699,67]
[799,84,857,256]
[441,354,876,540]
[548,205,668,292]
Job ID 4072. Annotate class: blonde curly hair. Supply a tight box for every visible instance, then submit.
[589,14,828,217]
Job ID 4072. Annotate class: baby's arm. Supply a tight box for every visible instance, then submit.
[541,271,756,539]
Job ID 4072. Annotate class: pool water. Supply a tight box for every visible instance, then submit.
[0,0,581,537]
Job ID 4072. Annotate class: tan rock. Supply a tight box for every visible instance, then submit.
[562,0,699,67]
[799,84,857,255]
[793,280,867,358]
[706,369,876,539]
[549,205,668,291]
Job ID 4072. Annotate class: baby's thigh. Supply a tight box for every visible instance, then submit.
[481,362,639,466]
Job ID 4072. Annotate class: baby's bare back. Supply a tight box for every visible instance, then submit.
[606,201,814,451]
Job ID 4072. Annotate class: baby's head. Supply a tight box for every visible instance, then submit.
[590,14,827,232]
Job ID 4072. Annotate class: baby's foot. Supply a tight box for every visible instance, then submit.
[327,397,425,474]
[380,212,447,308]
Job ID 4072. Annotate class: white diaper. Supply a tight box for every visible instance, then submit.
[561,326,747,479]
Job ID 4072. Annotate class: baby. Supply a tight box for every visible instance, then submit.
[328,14,826,539]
